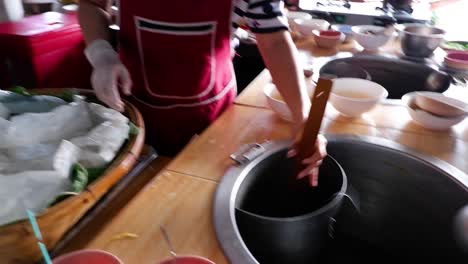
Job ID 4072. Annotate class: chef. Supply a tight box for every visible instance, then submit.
[79,0,327,186]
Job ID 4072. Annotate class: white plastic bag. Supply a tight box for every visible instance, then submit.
[0,103,9,119]
[0,140,79,226]
[69,102,129,167]
[0,101,93,149]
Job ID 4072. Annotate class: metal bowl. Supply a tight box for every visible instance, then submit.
[400,25,446,58]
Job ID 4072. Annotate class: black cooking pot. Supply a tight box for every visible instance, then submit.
[319,56,452,99]
[234,148,350,264]
[214,138,468,264]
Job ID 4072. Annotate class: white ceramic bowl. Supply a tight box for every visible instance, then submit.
[286,11,312,24]
[286,11,312,32]
[414,91,468,117]
[329,78,388,117]
[264,82,314,122]
[293,18,330,37]
[351,25,392,50]
[402,92,466,131]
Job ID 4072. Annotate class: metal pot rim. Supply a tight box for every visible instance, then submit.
[213,135,468,264]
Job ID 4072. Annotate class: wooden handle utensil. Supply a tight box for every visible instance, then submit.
[295,76,334,180]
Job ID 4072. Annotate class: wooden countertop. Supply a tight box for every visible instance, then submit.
[65,170,228,264]
[235,70,468,142]
[60,38,468,264]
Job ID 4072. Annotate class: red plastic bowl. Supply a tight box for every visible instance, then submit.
[317,30,342,38]
[312,30,344,48]
[444,51,468,70]
[159,255,215,264]
[53,249,123,264]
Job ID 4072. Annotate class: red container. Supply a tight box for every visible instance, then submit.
[52,249,123,264]
[0,12,92,89]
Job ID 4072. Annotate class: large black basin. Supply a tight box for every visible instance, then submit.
[213,136,468,263]
[319,56,452,99]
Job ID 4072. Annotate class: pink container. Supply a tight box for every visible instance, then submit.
[159,255,215,264]
[444,51,468,71]
[52,249,123,264]
[312,29,344,49]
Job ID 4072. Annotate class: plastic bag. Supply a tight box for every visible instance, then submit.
[0,101,93,148]
[71,120,129,168]
[0,140,79,226]
[1,95,66,115]
[0,103,9,119]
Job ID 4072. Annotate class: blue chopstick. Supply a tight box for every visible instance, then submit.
[26,210,43,241]
[26,209,52,264]
[38,242,52,264]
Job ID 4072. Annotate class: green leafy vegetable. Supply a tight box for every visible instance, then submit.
[9,86,78,102]
[444,42,468,51]
[9,86,31,96]
[129,122,140,136]
[55,89,78,102]
[70,163,89,193]
[48,164,107,207]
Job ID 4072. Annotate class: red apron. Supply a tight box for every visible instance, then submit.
[118,0,236,155]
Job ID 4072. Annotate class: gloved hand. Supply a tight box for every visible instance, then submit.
[287,133,328,187]
[287,97,328,187]
[84,39,132,112]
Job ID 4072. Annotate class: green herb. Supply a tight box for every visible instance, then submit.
[9,86,31,96]
[444,42,468,51]
[48,163,108,207]
[70,163,89,193]
[9,86,78,102]
[55,90,78,102]
[129,122,140,136]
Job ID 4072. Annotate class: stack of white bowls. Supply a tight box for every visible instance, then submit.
[402,91,468,130]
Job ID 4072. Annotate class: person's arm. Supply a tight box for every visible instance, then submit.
[235,0,310,125]
[78,0,112,44]
[256,31,326,187]
[78,0,132,112]
[255,31,310,125]
[236,0,326,186]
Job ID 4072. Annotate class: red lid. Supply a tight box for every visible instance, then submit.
[0,12,83,56]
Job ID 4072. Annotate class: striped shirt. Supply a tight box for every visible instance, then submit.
[232,0,290,34]
[111,0,289,35]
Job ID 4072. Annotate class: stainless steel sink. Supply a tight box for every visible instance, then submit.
[319,55,452,99]
[213,136,468,264]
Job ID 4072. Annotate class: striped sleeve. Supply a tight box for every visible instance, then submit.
[232,0,289,34]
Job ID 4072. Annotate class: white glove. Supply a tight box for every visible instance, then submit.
[84,39,132,112]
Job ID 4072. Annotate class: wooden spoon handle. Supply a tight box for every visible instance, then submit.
[296,76,333,163]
